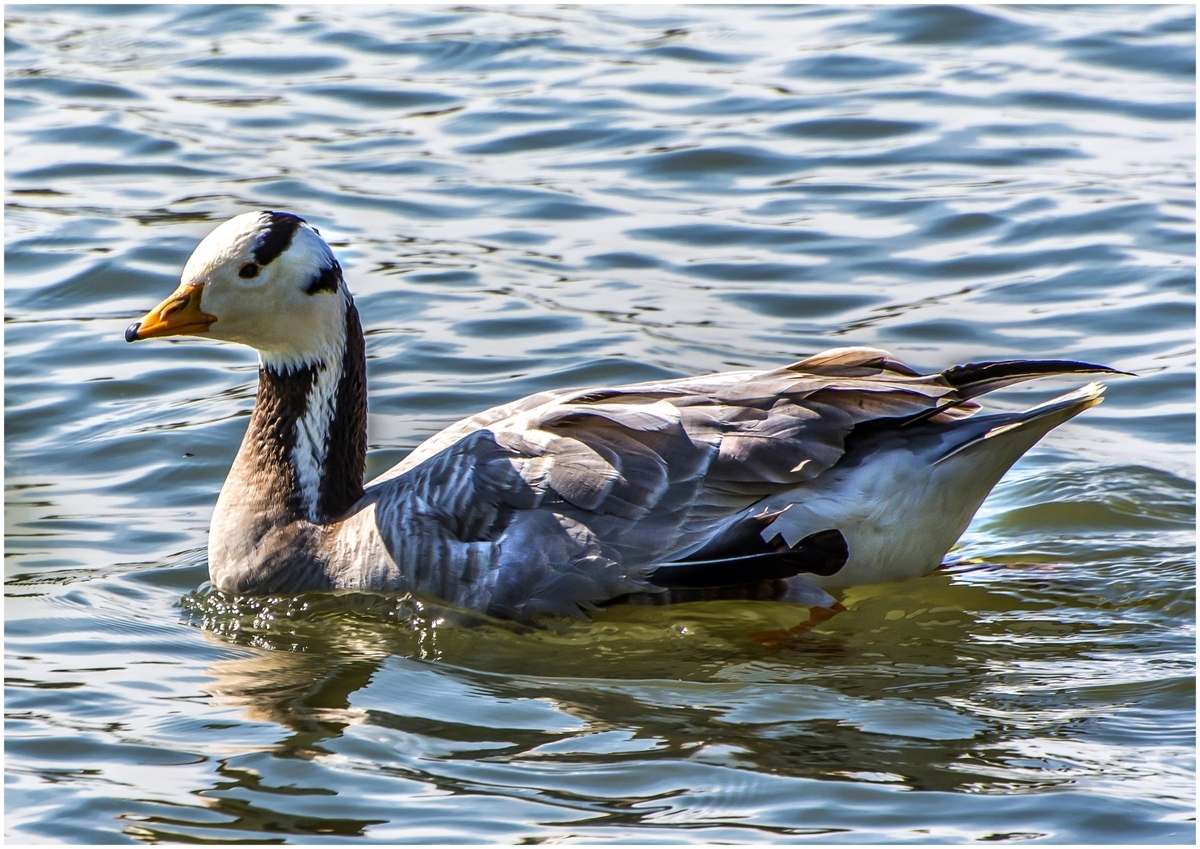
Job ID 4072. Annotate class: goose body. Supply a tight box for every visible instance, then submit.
[127,211,1121,621]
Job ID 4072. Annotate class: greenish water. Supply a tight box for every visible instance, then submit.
[5,4,1195,843]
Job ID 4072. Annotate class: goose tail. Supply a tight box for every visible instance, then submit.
[933,381,1107,466]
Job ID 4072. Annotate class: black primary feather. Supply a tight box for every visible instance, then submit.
[943,359,1127,399]
[648,528,847,588]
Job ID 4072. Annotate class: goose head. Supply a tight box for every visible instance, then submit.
[126,210,350,372]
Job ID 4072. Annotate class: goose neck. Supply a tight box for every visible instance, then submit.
[249,301,367,525]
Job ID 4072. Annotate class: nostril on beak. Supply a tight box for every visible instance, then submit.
[161,297,185,319]
[125,322,141,343]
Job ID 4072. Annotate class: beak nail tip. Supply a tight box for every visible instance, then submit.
[125,322,141,343]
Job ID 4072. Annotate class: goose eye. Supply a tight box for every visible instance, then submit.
[239,262,260,279]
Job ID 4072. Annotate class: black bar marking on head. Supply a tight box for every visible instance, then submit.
[305,261,342,296]
[254,211,305,266]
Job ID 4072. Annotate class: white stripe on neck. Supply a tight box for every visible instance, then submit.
[260,302,348,524]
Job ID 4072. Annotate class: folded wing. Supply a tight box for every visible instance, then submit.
[362,347,1119,619]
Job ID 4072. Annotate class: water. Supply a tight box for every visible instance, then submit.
[4,4,1195,843]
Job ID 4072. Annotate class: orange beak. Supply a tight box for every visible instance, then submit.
[125,283,216,342]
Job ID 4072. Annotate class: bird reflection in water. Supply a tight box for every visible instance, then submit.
[177,576,1091,808]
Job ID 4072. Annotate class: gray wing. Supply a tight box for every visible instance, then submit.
[367,387,576,486]
[361,347,975,620]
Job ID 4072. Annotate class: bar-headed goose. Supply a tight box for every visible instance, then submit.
[126,211,1122,621]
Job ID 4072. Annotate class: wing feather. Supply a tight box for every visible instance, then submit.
[362,346,1105,620]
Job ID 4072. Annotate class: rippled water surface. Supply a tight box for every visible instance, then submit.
[5,4,1195,843]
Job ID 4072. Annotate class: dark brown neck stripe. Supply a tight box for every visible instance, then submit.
[317,302,367,520]
[250,362,318,521]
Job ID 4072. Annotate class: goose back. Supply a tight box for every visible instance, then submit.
[345,348,999,619]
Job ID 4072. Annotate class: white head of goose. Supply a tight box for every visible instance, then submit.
[127,210,1125,622]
